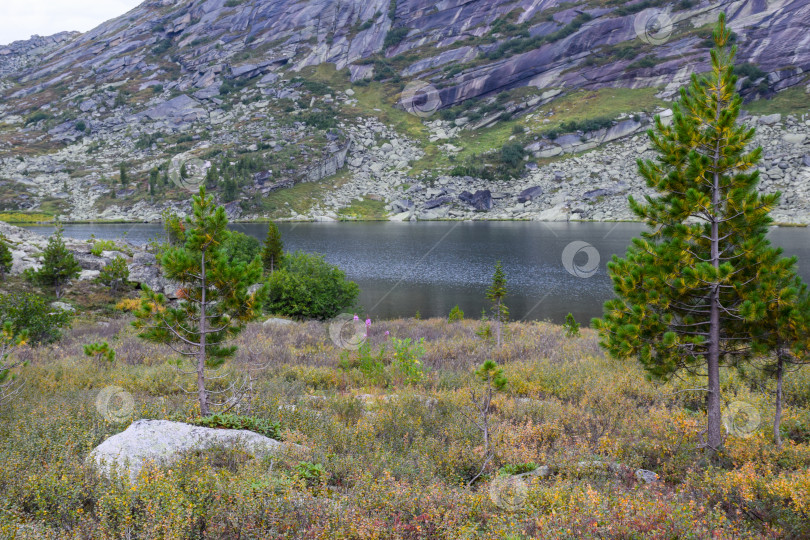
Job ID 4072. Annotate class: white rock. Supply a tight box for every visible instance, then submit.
[263,317,295,326]
[88,419,289,482]
[50,301,75,313]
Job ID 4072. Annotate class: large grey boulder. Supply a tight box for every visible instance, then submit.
[517,186,544,203]
[88,419,290,482]
[459,190,493,211]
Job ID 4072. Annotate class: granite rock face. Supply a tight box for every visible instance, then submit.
[0,0,808,224]
[2,0,808,113]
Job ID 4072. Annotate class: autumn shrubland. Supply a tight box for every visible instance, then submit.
[0,312,808,539]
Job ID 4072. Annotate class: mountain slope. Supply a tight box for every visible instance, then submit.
[0,0,808,223]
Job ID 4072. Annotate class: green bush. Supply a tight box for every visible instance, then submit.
[302,110,338,130]
[448,305,464,322]
[24,111,50,126]
[222,231,260,265]
[265,251,359,320]
[0,234,12,280]
[97,256,130,293]
[90,239,118,256]
[0,292,71,345]
[391,337,425,384]
[190,413,281,439]
[499,142,525,169]
[383,27,409,48]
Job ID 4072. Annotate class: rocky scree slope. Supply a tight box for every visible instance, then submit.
[0,0,807,222]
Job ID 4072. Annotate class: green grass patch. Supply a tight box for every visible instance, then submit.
[0,211,54,223]
[744,82,810,116]
[338,197,388,220]
[255,169,351,218]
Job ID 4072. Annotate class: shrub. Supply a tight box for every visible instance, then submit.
[84,341,115,367]
[97,256,130,293]
[0,292,71,345]
[222,231,261,265]
[24,111,50,126]
[302,110,338,130]
[628,55,657,69]
[90,239,118,256]
[383,27,409,48]
[296,461,326,487]
[448,305,464,322]
[0,234,12,280]
[391,337,425,384]
[499,142,525,169]
[191,413,281,439]
[265,251,359,320]
[563,312,580,338]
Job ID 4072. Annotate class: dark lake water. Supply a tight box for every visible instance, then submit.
[23,222,810,325]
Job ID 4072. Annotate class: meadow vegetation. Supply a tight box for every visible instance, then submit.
[0,313,808,538]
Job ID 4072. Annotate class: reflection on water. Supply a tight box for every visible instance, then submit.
[24,222,810,325]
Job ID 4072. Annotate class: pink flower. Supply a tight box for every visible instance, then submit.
[365,318,371,326]
[353,314,359,321]
[385,331,390,336]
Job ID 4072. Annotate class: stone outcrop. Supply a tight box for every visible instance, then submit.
[88,419,290,482]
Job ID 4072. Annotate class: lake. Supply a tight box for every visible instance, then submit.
[23,222,810,325]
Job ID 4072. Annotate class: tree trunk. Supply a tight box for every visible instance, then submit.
[198,250,209,416]
[496,299,502,347]
[774,352,784,448]
[706,89,724,453]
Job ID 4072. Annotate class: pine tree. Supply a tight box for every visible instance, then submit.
[593,13,782,452]
[751,267,810,447]
[0,234,13,281]
[119,162,128,187]
[35,223,81,299]
[133,187,267,415]
[261,221,283,273]
[149,168,160,195]
[97,256,130,294]
[486,261,508,347]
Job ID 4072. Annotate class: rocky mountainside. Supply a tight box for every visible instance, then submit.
[0,0,808,223]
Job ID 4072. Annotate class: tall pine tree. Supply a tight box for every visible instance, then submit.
[486,261,508,347]
[261,221,283,273]
[594,13,782,452]
[134,187,266,415]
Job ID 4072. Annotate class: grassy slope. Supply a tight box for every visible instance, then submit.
[0,312,808,537]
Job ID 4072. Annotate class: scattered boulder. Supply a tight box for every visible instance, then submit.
[758,113,781,125]
[50,301,75,313]
[635,469,659,484]
[424,196,453,210]
[458,189,493,211]
[583,188,611,200]
[263,317,295,327]
[391,199,414,213]
[517,186,544,203]
[88,419,291,482]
